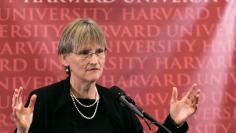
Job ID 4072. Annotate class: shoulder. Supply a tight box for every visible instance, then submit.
[31,80,65,95]
[29,78,68,101]
[24,77,70,113]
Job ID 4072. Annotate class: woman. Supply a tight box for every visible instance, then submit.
[12,18,200,133]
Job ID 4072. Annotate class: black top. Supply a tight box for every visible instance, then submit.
[14,77,188,133]
[71,98,115,133]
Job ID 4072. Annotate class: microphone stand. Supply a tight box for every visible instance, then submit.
[137,107,173,133]
[115,89,172,133]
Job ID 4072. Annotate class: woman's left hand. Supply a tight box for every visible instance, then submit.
[169,84,200,126]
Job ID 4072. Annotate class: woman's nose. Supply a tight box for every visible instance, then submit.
[89,53,99,64]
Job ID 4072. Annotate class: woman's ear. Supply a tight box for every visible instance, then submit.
[59,54,68,66]
[59,54,71,76]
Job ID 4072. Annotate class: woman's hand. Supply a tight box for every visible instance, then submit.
[169,84,200,125]
[12,87,37,133]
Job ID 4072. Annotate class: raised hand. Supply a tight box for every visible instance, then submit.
[169,84,200,125]
[12,87,37,133]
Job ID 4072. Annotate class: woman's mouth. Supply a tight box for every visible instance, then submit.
[87,68,99,71]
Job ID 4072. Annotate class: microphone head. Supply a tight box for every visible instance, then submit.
[109,86,125,98]
[109,86,135,105]
[110,86,144,118]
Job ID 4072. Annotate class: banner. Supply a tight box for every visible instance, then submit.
[0,0,235,132]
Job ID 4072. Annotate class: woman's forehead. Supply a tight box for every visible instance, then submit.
[75,42,105,51]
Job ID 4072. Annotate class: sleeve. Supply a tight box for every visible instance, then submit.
[156,115,188,133]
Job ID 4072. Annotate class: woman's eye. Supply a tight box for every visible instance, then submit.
[79,50,90,56]
[96,49,104,54]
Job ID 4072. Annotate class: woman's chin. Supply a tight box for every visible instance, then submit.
[86,75,101,82]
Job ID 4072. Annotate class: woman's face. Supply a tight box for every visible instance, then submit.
[63,43,106,83]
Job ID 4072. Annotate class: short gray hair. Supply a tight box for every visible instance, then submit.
[58,18,107,55]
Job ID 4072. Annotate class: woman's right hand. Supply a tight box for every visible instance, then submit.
[12,87,37,133]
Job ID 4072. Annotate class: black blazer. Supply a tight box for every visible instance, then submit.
[15,77,188,133]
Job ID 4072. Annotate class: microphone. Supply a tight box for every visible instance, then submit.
[110,86,172,133]
[110,86,144,118]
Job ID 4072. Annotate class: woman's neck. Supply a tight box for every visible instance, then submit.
[70,77,97,99]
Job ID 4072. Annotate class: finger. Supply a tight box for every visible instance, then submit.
[12,88,20,109]
[195,96,199,105]
[186,83,197,99]
[12,107,17,120]
[13,107,22,122]
[17,87,23,105]
[193,91,200,105]
[193,103,198,112]
[192,87,200,98]
[12,103,23,121]
[171,87,178,103]
[187,90,200,110]
[28,95,37,111]
[12,89,17,108]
